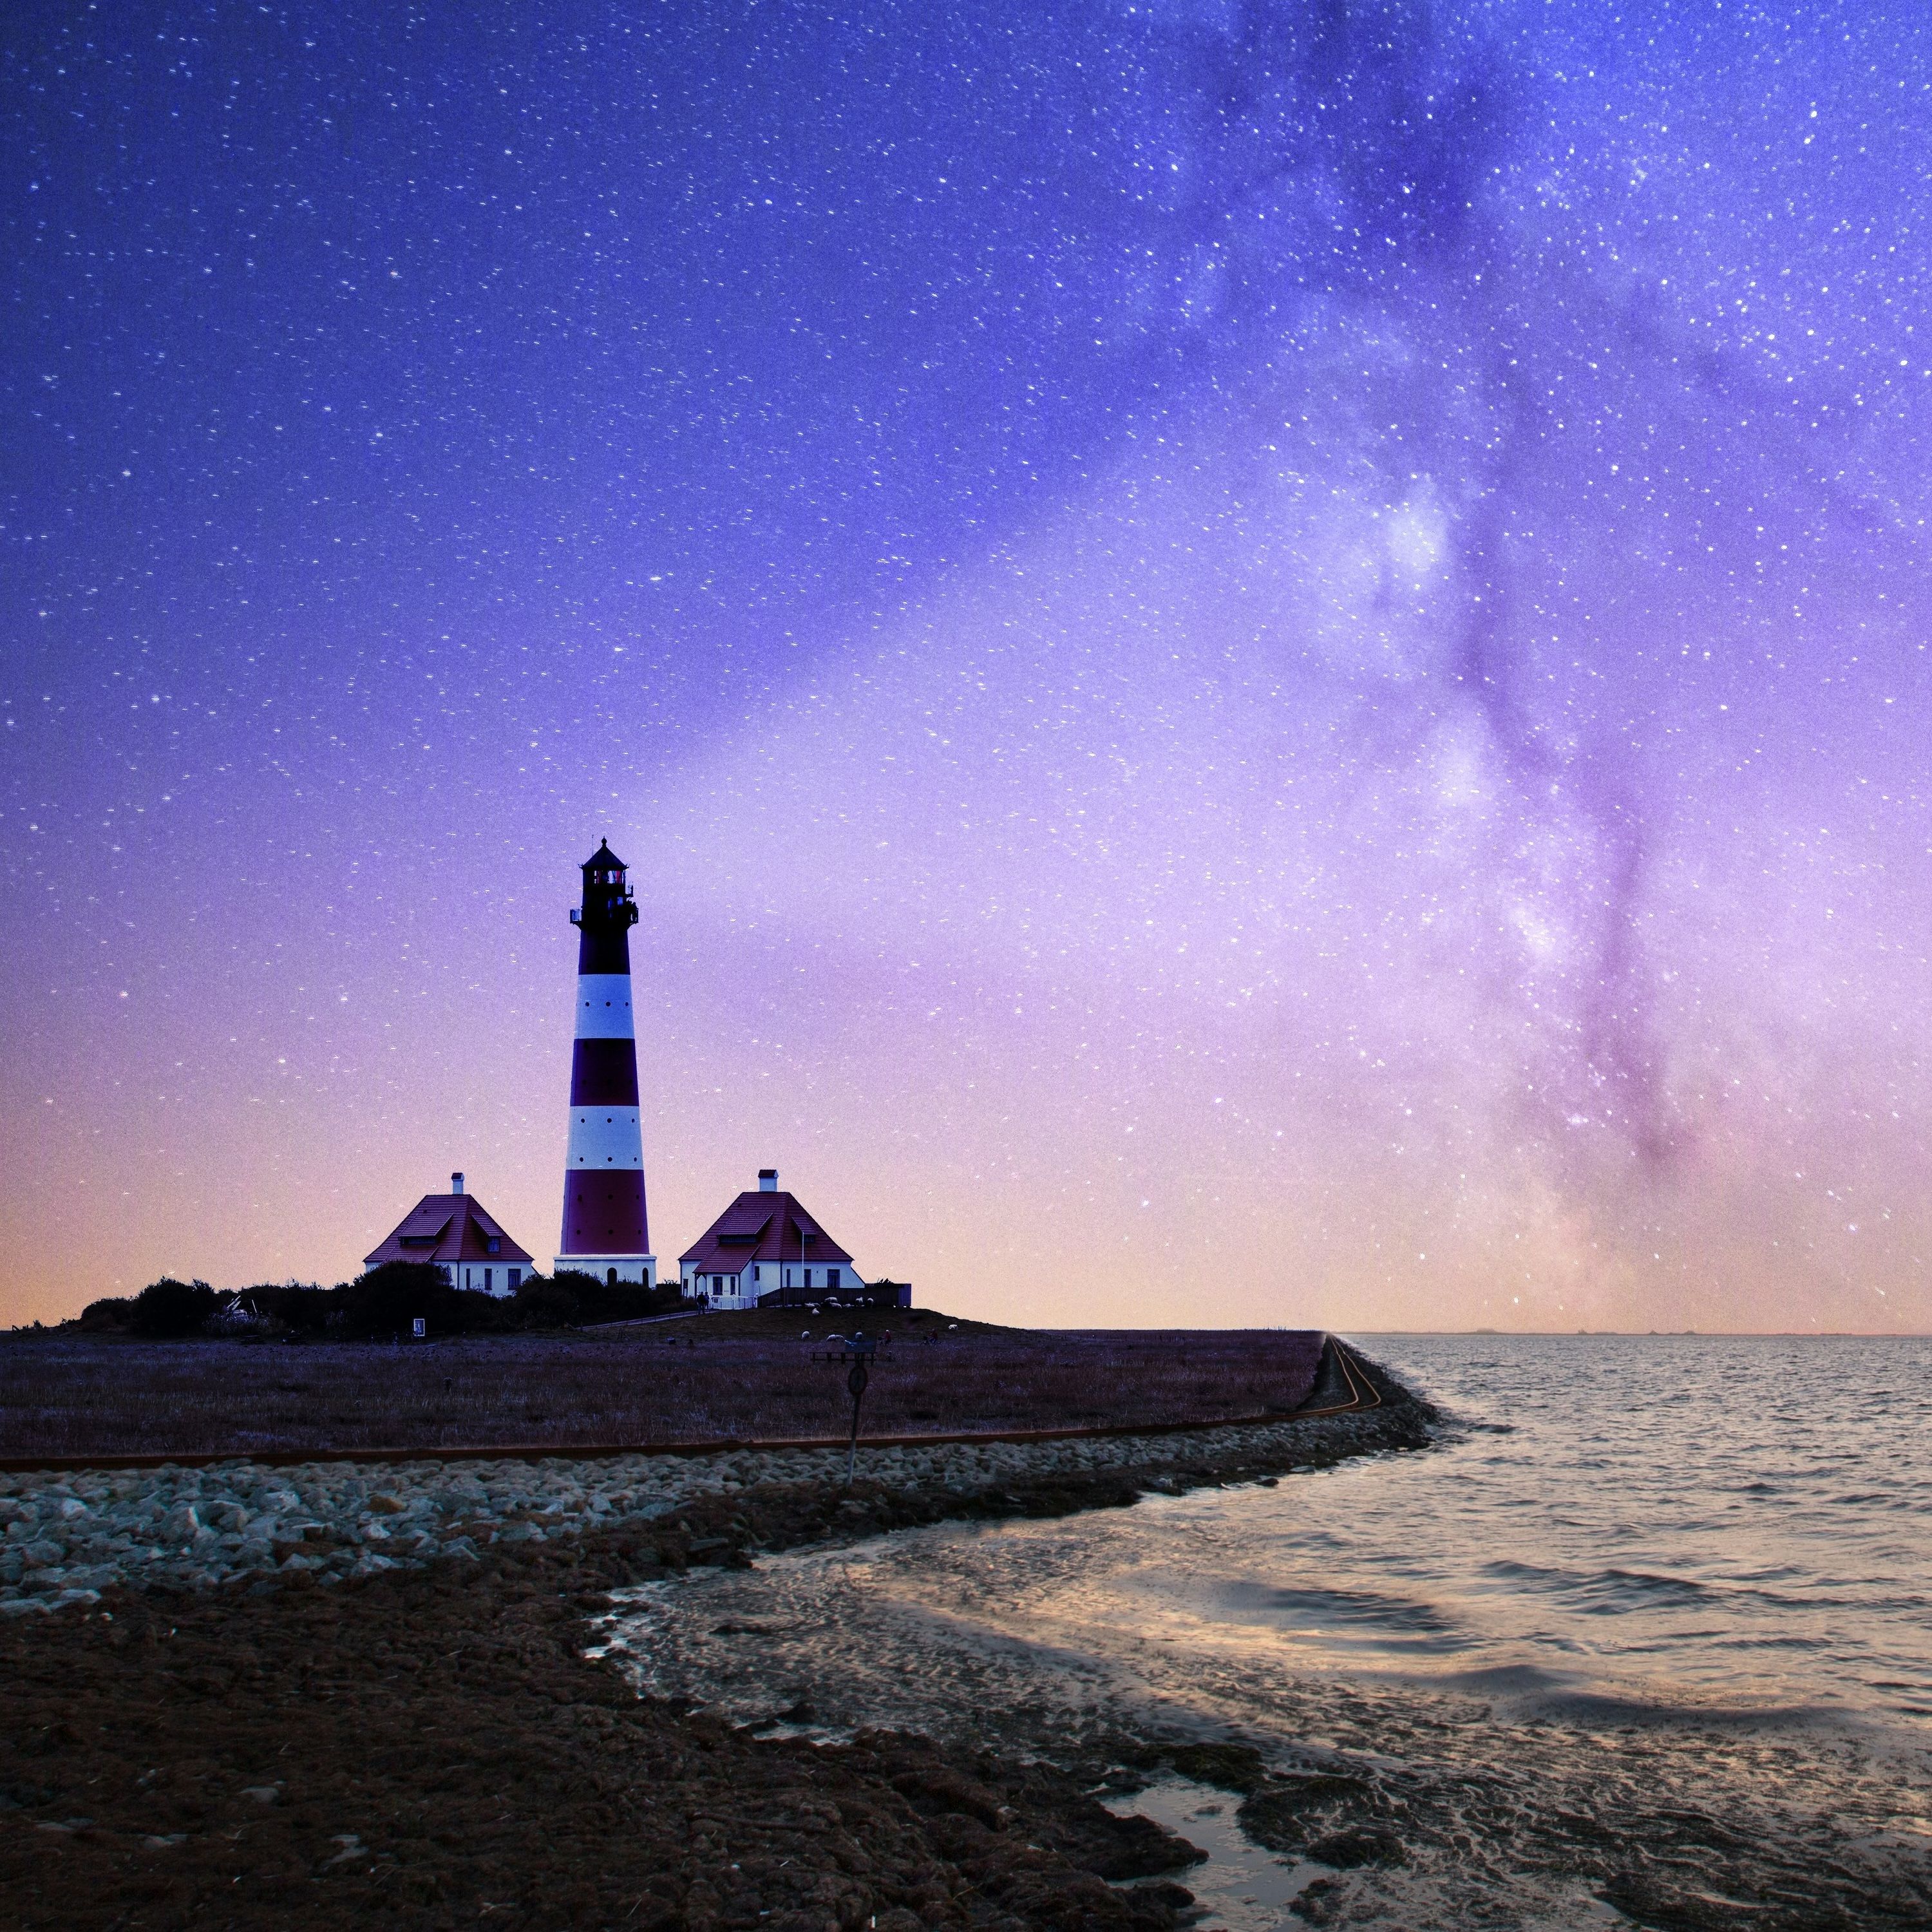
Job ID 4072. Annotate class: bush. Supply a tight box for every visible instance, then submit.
[551,1271,692,1325]
[509,1274,582,1330]
[129,1278,220,1338]
[84,1267,692,1345]
[336,1262,472,1341]
[242,1283,337,1337]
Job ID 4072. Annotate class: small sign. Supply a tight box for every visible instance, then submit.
[412,1318,426,1340]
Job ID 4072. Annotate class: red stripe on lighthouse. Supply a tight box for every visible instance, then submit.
[569,1038,640,1107]
[562,1171,649,1256]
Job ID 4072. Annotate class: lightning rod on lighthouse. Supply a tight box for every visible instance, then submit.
[554,840,656,1287]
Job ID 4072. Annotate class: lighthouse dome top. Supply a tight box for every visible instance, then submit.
[573,838,638,935]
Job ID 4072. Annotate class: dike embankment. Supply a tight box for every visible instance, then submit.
[0,1341,1437,1932]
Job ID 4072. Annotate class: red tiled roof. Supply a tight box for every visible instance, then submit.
[364,1193,534,1269]
[678,1191,854,1271]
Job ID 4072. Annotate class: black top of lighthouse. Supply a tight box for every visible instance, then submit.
[571,839,639,946]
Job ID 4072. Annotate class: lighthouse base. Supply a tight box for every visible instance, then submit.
[553,1253,658,1289]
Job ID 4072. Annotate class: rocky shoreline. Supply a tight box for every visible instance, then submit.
[0,1350,1426,1616]
[1,1348,1437,1930]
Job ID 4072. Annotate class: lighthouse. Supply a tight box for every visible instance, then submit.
[553,840,656,1287]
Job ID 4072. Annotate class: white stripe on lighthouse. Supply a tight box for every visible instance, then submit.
[566,1106,645,1168]
[573,974,635,1039]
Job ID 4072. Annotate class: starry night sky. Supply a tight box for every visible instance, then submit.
[5,1,1929,1331]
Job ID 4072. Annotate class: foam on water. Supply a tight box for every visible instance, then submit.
[604,1336,1932,1926]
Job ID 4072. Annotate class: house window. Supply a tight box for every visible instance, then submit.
[825,1268,839,1288]
[607,1267,618,1287]
[484,1268,493,1292]
[487,1237,500,1255]
[464,1268,471,1288]
[507,1268,522,1290]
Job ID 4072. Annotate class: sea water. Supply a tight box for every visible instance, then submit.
[603,1336,1932,1926]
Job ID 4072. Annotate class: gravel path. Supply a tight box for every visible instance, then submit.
[0,1405,1416,1615]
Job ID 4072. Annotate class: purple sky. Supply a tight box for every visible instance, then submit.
[5,1,1929,1330]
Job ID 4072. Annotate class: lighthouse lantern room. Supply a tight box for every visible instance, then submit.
[554,840,657,1287]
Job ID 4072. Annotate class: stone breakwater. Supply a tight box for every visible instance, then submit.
[0,1399,1426,1616]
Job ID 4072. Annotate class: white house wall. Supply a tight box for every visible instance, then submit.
[445,1262,524,1298]
[556,1255,658,1287]
[681,1261,862,1301]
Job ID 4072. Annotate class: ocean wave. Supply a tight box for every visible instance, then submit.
[1209,1578,1467,1642]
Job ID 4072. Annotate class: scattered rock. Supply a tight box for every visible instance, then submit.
[1238,1772,1380,1853]
[1304,1826,1406,1869]
[0,1395,1433,1616]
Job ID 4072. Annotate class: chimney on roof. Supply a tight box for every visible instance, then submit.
[758,1168,778,1193]
[451,1171,466,1195]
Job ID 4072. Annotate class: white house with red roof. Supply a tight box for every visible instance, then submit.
[363,1172,534,1297]
[679,1169,869,1311]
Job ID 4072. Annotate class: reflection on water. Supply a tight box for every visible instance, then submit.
[605,1337,1932,1926]
[1284,1335,1932,1725]
[1100,1779,1321,1932]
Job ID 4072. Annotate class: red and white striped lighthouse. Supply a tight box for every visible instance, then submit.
[553,840,656,1286]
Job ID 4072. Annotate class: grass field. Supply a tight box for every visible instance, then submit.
[0,1314,1325,1460]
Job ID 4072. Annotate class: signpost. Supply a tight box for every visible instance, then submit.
[811,1331,886,1487]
